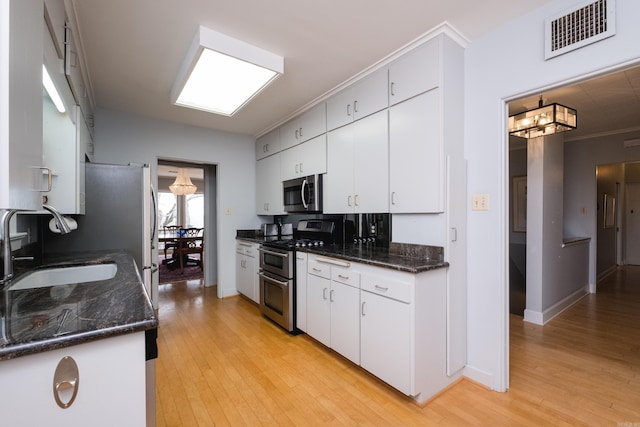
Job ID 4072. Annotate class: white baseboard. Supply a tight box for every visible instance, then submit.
[463,365,495,390]
[524,286,588,325]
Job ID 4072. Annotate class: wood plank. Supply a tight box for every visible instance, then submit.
[155,267,640,425]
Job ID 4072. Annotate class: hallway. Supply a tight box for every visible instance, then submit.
[154,267,640,425]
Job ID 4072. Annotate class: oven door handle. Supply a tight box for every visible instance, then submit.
[258,248,289,258]
[258,272,289,287]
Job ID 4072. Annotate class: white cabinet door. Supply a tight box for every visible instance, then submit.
[0,0,44,210]
[326,87,354,131]
[325,125,354,213]
[306,273,331,347]
[353,67,388,121]
[255,128,280,160]
[236,242,258,302]
[295,252,308,332]
[360,289,412,395]
[0,332,146,426]
[42,105,86,214]
[388,36,440,106]
[325,111,388,214]
[352,110,388,213]
[326,67,388,132]
[280,103,326,150]
[329,280,360,365]
[280,134,327,181]
[389,89,443,213]
[256,153,284,215]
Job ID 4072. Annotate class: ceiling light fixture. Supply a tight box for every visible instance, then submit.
[509,96,577,139]
[171,26,284,116]
[42,65,65,113]
[169,168,197,196]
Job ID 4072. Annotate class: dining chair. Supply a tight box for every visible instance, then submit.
[162,225,182,262]
[175,227,204,273]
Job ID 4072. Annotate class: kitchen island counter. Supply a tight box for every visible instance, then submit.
[0,250,157,361]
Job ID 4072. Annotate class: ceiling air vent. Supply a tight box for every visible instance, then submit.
[545,0,616,60]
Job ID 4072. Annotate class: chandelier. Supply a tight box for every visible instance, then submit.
[509,96,577,139]
[169,168,197,196]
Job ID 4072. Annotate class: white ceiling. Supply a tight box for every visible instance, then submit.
[69,0,558,138]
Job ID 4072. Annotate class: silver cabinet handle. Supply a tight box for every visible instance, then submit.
[323,288,328,300]
[299,163,303,174]
[361,301,367,316]
[347,195,352,207]
[53,356,79,409]
[374,285,389,292]
[354,194,359,207]
[338,274,349,280]
[295,129,299,139]
[347,104,352,117]
[330,289,335,302]
[391,191,397,205]
[315,256,351,268]
[299,127,303,138]
[37,167,53,192]
[390,81,396,97]
[354,100,358,113]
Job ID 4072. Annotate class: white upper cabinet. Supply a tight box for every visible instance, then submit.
[388,36,440,106]
[256,153,285,215]
[389,89,442,213]
[1,0,45,210]
[326,67,388,131]
[280,103,326,150]
[280,134,327,181]
[325,110,388,214]
[255,127,280,160]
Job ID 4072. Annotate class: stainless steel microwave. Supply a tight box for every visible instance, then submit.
[283,174,322,213]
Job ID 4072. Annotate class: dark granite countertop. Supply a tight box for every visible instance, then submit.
[0,251,158,361]
[301,243,448,273]
[237,230,448,273]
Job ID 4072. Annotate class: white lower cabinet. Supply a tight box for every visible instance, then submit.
[306,256,360,365]
[236,240,259,303]
[305,254,450,403]
[360,280,412,394]
[0,332,146,426]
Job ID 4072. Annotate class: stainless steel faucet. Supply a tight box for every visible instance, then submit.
[43,204,72,234]
[1,205,73,283]
[1,209,19,284]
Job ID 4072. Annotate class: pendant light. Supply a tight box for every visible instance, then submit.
[509,96,577,139]
[169,168,197,196]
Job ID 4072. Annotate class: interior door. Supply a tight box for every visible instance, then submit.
[625,183,640,265]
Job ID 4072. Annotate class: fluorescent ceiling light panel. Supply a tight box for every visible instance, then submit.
[42,65,65,113]
[172,26,284,116]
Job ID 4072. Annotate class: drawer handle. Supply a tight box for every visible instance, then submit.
[315,256,351,268]
[374,285,389,292]
[338,274,349,280]
[312,267,322,272]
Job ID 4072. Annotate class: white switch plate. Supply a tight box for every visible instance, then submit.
[472,194,489,211]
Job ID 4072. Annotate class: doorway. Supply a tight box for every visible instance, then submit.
[156,160,217,290]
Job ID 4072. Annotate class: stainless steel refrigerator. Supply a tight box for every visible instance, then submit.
[48,162,157,296]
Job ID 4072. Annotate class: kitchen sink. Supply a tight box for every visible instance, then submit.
[8,263,117,291]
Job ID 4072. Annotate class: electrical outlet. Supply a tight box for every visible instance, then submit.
[472,194,489,211]
[225,207,231,215]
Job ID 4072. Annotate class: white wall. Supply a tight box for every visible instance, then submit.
[564,130,640,286]
[93,108,258,298]
[464,0,640,391]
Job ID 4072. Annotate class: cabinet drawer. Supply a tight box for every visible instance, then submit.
[308,260,331,279]
[331,267,360,288]
[361,274,412,303]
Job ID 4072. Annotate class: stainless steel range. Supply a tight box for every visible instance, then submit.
[258,219,340,333]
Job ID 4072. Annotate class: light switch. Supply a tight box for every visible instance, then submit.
[472,194,489,211]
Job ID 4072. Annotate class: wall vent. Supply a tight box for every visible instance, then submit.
[545,0,616,60]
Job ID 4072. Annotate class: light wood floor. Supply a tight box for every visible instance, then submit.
[155,267,640,426]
